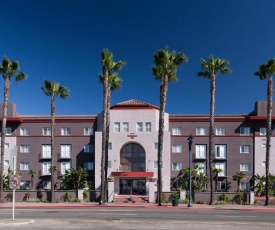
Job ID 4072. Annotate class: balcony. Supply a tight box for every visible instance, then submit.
[58,152,72,160]
[39,170,51,177]
[192,153,207,160]
[39,153,51,161]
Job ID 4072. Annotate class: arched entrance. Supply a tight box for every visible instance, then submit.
[119,143,146,195]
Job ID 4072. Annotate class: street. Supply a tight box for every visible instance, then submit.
[0,207,275,229]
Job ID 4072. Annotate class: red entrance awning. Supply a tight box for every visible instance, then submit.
[111,172,153,177]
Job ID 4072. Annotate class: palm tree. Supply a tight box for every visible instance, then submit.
[197,55,232,204]
[41,80,70,203]
[152,47,188,206]
[254,58,275,206]
[29,169,37,190]
[232,171,246,192]
[212,168,223,192]
[0,57,26,203]
[99,49,125,205]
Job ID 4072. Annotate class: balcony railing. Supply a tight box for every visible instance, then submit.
[39,153,51,160]
[58,152,72,160]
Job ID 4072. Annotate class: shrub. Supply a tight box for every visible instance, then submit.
[178,199,188,204]
[63,192,72,202]
[196,200,206,204]
[234,192,245,204]
[219,193,230,203]
[72,198,82,203]
[27,198,41,203]
[37,191,43,201]
[6,192,13,202]
[162,193,169,203]
[83,189,88,200]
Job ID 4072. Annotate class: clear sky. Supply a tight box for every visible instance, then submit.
[0,0,274,115]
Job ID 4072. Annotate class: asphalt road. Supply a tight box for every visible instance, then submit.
[1,208,275,229]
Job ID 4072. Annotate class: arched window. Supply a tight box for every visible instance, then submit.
[120,143,145,172]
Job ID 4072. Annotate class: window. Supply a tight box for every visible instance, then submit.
[196,127,206,135]
[20,181,30,190]
[42,127,51,136]
[5,143,9,149]
[4,160,9,166]
[61,162,71,174]
[154,142,158,150]
[42,162,51,175]
[20,162,30,170]
[240,163,250,171]
[262,143,267,149]
[260,128,266,136]
[61,128,70,135]
[20,145,30,153]
[262,161,266,167]
[195,145,206,158]
[145,122,151,132]
[42,145,51,158]
[20,128,30,136]
[240,182,250,191]
[84,127,93,135]
[172,127,182,135]
[172,163,182,171]
[114,122,120,132]
[84,145,93,153]
[215,145,226,158]
[172,145,182,153]
[216,127,226,135]
[108,160,112,168]
[240,145,250,153]
[196,162,206,174]
[136,122,143,132]
[215,163,226,176]
[84,162,93,170]
[122,122,129,132]
[240,127,250,135]
[108,142,112,150]
[61,145,71,158]
[154,161,163,168]
[42,181,51,189]
[217,182,226,191]
[6,127,11,135]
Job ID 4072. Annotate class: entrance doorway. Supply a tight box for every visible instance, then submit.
[119,178,146,195]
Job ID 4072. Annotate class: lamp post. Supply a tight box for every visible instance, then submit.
[187,135,193,207]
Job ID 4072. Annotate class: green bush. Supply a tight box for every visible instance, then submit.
[37,191,43,201]
[63,192,72,202]
[195,200,206,204]
[72,198,82,203]
[27,198,41,203]
[234,192,245,204]
[178,199,188,204]
[83,189,88,200]
[219,193,230,203]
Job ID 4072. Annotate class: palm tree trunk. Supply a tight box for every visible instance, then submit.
[209,74,216,205]
[157,74,168,206]
[0,78,10,203]
[51,96,55,203]
[265,77,273,206]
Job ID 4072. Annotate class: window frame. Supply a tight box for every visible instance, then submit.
[136,122,143,132]
[172,144,182,153]
[20,127,30,136]
[172,162,183,171]
[84,127,93,135]
[20,145,30,153]
[240,145,250,153]
[172,127,182,135]
[84,162,94,170]
[215,162,226,176]
[122,122,129,132]
[61,145,72,158]
[195,145,206,158]
[240,127,250,135]
[145,122,151,132]
[20,162,30,170]
[84,144,94,153]
[215,127,226,135]
[240,163,250,171]
[196,127,206,135]
[114,122,120,132]
[61,127,71,135]
[260,127,267,136]
[215,145,226,159]
[42,127,51,136]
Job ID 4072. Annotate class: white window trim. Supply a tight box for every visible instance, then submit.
[240,163,250,171]
[240,145,250,153]
[122,122,129,133]
[172,127,182,135]
[215,127,226,135]
[240,127,250,135]
[172,145,182,153]
[114,122,121,132]
[172,162,182,171]
[136,122,143,132]
[196,127,206,135]
[215,145,226,158]
[195,145,206,158]
[260,127,266,136]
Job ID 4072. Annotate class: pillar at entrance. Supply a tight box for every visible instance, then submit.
[108,178,115,203]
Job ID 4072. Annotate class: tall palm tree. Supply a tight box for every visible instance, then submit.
[232,171,246,192]
[212,168,223,192]
[0,57,26,203]
[99,49,125,205]
[254,58,275,206]
[152,47,188,206]
[41,80,69,203]
[29,169,37,190]
[198,55,232,205]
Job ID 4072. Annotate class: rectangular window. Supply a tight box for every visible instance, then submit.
[145,122,151,132]
[42,127,51,136]
[172,163,182,171]
[20,181,30,190]
[240,163,250,171]
[216,127,226,135]
[42,181,51,189]
[42,162,51,175]
[240,127,250,135]
[154,142,158,150]
[122,122,129,132]
[260,128,267,136]
[172,127,182,135]
[84,128,93,135]
[114,122,120,132]
[5,143,9,149]
[240,182,250,191]
[262,143,267,149]
[6,127,12,135]
[196,127,206,135]
[61,162,71,174]
[217,182,226,191]
[240,145,250,153]
[20,128,30,136]
[20,162,30,170]
[84,145,93,153]
[215,163,226,176]
[84,162,93,170]
[4,160,9,166]
[42,145,51,158]
[108,142,112,150]
[215,145,226,158]
[20,145,30,153]
[196,162,206,174]
[61,128,70,135]
[195,145,206,158]
[61,145,71,158]
[172,145,182,153]
[262,161,266,166]
[136,122,143,132]
[154,161,163,168]
[108,160,112,168]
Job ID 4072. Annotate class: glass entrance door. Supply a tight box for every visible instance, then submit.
[120,179,146,195]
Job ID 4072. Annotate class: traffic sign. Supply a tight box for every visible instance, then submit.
[9,175,20,189]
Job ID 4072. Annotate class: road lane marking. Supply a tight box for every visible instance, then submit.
[95,213,137,216]
[215,215,257,218]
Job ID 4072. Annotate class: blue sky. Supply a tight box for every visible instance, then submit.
[0,0,274,115]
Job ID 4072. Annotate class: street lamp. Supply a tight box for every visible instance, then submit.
[187,135,194,207]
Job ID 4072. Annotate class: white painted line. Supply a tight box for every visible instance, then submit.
[95,213,137,216]
[215,215,257,218]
